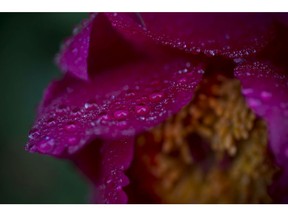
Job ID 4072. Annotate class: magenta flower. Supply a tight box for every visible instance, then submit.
[26,13,288,203]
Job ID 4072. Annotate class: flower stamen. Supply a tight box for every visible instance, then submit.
[128,74,279,203]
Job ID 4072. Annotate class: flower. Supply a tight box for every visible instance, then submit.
[26,13,288,203]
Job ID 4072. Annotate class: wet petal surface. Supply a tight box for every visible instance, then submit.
[26,59,204,157]
[57,13,148,80]
[234,62,288,202]
[56,14,96,80]
[73,137,134,204]
[106,13,275,58]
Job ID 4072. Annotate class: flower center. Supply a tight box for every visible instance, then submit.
[126,74,279,203]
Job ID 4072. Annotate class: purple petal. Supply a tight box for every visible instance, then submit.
[26,59,204,157]
[106,13,275,58]
[56,14,96,80]
[56,13,147,80]
[73,137,134,204]
[234,62,288,202]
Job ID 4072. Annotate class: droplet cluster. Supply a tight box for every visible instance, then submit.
[26,60,204,156]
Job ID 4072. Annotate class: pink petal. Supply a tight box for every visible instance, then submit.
[26,59,204,157]
[234,62,288,203]
[105,13,275,59]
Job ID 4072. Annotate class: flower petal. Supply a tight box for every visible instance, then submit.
[57,13,143,80]
[106,13,275,58]
[234,62,288,203]
[26,59,204,157]
[56,14,96,80]
[73,137,134,204]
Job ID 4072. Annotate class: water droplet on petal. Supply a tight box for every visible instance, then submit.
[178,78,187,83]
[46,117,56,126]
[197,69,205,74]
[117,120,128,128]
[56,104,67,113]
[84,100,98,110]
[208,50,216,56]
[113,110,128,120]
[65,123,77,131]
[38,138,55,153]
[67,137,78,145]
[149,92,163,102]
[260,91,272,100]
[71,107,81,116]
[135,105,149,115]
[242,88,253,95]
[28,128,39,139]
[247,98,261,108]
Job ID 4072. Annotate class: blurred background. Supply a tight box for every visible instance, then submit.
[0,13,89,203]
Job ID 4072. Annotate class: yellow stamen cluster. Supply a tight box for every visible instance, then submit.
[129,74,278,204]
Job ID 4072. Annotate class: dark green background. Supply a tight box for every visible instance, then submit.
[0,13,89,203]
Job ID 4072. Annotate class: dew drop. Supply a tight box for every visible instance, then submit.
[65,123,77,131]
[96,113,110,124]
[84,100,98,110]
[71,107,81,116]
[125,90,136,97]
[135,105,149,115]
[260,91,272,100]
[67,136,78,145]
[139,116,146,121]
[56,104,67,113]
[234,58,244,64]
[178,77,187,83]
[114,110,128,120]
[149,92,163,102]
[28,128,39,139]
[46,117,56,126]
[247,98,261,108]
[38,138,55,153]
[197,69,205,74]
[241,88,253,95]
[208,50,216,56]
